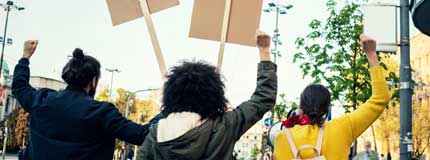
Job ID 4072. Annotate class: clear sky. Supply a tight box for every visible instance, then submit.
[1,0,419,114]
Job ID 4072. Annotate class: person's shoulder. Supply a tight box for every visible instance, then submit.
[37,88,58,95]
[36,88,58,99]
[90,100,117,109]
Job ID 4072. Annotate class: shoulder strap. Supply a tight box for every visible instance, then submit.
[316,126,325,154]
[284,128,299,157]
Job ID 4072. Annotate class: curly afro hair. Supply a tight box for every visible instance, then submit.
[161,60,228,119]
[300,84,331,127]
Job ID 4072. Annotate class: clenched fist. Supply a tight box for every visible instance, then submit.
[256,30,271,61]
[23,40,39,59]
[359,34,379,67]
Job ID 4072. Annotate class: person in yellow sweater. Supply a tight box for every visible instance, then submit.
[274,34,390,160]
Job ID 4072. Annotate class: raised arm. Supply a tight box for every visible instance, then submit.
[12,40,40,112]
[338,34,390,140]
[225,31,278,140]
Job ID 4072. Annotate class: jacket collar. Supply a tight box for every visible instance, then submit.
[65,85,88,95]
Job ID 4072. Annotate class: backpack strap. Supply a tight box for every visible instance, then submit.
[284,128,299,157]
[285,126,325,158]
[316,126,325,154]
[297,145,319,157]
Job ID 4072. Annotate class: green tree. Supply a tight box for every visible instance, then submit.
[273,94,298,121]
[15,108,30,147]
[2,108,20,152]
[96,88,160,150]
[250,145,260,160]
[95,87,110,102]
[292,0,398,112]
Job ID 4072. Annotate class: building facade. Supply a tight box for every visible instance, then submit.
[0,75,66,121]
[234,120,265,160]
[410,34,430,102]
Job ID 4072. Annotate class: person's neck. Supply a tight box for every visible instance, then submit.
[83,86,90,94]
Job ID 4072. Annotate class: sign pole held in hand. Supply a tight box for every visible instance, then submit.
[217,0,232,70]
[139,0,167,81]
[106,0,179,81]
[190,0,264,71]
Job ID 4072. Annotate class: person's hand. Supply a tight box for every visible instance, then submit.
[23,40,39,59]
[256,30,271,61]
[295,108,303,116]
[360,34,379,67]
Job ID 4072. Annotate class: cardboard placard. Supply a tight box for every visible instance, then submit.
[106,0,179,26]
[189,0,264,46]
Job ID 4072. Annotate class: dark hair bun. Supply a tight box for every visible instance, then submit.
[73,48,84,59]
[62,48,101,88]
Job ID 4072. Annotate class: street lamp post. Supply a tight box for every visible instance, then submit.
[260,2,292,159]
[0,1,24,78]
[399,0,413,159]
[0,1,23,158]
[106,68,120,101]
[122,88,159,160]
[263,2,292,63]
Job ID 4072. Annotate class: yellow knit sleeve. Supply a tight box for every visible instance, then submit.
[339,66,390,140]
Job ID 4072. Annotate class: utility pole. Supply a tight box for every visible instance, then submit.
[2,121,7,160]
[399,0,413,159]
[106,68,120,101]
[0,2,24,158]
[0,1,24,78]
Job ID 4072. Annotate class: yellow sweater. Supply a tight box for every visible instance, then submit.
[274,66,390,160]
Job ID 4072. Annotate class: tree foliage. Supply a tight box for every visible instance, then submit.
[15,108,30,147]
[273,94,298,121]
[292,0,399,112]
[250,144,260,160]
[96,88,160,149]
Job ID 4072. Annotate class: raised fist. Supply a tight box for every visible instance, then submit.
[359,34,379,67]
[256,30,271,51]
[23,40,39,59]
[360,34,376,55]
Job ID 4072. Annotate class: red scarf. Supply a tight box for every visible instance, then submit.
[282,115,312,128]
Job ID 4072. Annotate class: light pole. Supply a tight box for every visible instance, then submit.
[122,88,159,160]
[106,68,120,101]
[399,0,413,159]
[261,2,292,159]
[0,1,24,78]
[1,121,7,160]
[263,2,292,63]
[124,88,160,119]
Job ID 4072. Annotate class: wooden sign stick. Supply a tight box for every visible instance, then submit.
[217,0,232,70]
[139,0,168,81]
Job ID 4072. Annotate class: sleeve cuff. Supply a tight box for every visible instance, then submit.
[18,58,30,66]
[369,66,385,82]
[258,61,277,72]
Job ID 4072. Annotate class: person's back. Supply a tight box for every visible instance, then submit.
[12,41,160,160]
[137,31,277,160]
[28,86,123,159]
[274,34,390,159]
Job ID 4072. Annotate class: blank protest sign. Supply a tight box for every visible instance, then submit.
[189,0,264,47]
[106,0,179,26]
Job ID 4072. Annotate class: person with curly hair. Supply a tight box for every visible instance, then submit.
[137,31,278,160]
[273,34,390,159]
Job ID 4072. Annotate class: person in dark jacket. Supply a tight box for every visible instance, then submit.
[12,40,161,160]
[137,31,277,160]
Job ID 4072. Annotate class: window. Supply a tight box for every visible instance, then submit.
[427,53,430,65]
